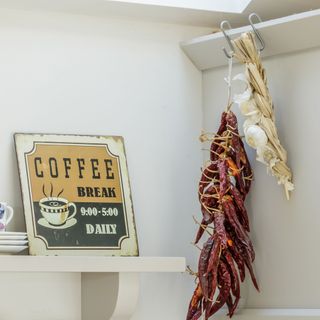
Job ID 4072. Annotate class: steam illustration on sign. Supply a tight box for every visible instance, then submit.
[37,183,78,230]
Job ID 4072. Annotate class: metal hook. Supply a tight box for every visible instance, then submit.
[249,13,265,52]
[220,20,235,59]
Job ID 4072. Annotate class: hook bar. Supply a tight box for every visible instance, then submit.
[249,13,265,52]
[220,20,234,59]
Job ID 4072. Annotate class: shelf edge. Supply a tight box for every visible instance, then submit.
[0,256,186,273]
[214,309,320,319]
[181,8,320,70]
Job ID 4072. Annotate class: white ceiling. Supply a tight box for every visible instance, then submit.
[238,0,320,26]
[108,0,251,13]
[0,0,318,27]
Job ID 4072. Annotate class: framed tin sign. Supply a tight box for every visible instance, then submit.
[14,133,139,256]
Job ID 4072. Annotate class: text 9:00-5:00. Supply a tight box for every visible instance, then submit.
[80,207,119,216]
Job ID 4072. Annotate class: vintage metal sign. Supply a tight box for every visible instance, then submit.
[15,134,139,256]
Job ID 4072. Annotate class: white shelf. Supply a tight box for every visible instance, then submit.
[0,256,185,319]
[0,256,185,273]
[215,309,320,319]
[181,9,320,70]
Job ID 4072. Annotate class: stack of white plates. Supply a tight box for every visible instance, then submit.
[0,232,28,255]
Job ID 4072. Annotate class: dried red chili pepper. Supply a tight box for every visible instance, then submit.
[207,237,221,301]
[228,239,246,282]
[213,212,228,248]
[218,159,229,196]
[224,250,240,297]
[207,261,232,318]
[186,284,203,320]
[210,112,228,161]
[227,157,246,196]
[238,139,253,196]
[236,240,259,291]
[198,237,215,299]
[230,185,250,231]
[199,162,218,195]
[226,112,253,197]
[226,113,241,160]
[226,294,235,317]
[187,111,258,319]
[194,216,213,244]
[222,198,252,255]
[224,250,241,316]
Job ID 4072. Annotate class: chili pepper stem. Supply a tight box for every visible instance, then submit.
[212,141,229,150]
[186,265,198,277]
[191,242,202,251]
[201,171,219,181]
[200,133,231,140]
[204,167,219,174]
[192,216,213,236]
[202,203,223,214]
[226,128,244,138]
[198,191,219,199]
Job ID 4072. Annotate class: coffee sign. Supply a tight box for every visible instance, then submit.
[15,134,139,256]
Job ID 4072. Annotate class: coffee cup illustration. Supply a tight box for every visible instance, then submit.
[39,197,77,226]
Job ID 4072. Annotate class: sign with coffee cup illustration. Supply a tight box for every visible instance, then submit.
[15,134,139,256]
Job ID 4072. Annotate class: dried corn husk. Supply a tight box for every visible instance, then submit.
[232,32,294,199]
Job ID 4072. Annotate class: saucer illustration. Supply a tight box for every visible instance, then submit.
[38,217,77,230]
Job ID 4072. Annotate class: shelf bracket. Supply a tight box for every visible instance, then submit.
[81,272,139,320]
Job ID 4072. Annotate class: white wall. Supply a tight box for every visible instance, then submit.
[203,48,320,312]
[5,6,317,319]
[0,8,211,320]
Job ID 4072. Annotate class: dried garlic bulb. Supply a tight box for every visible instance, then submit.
[232,32,294,199]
